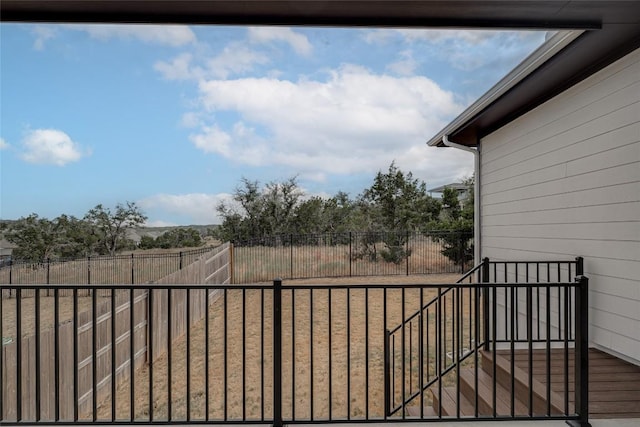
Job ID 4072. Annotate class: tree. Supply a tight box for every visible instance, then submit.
[262,177,303,236]
[293,191,358,239]
[56,214,100,258]
[4,214,64,261]
[360,162,440,231]
[138,235,157,250]
[216,177,304,242]
[293,196,327,235]
[428,177,474,267]
[359,162,441,263]
[84,202,147,255]
[154,228,203,249]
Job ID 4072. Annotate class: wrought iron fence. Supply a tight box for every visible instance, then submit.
[0,246,217,287]
[0,262,588,425]
[232,231,473,283]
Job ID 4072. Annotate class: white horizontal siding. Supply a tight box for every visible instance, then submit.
[483,201,640,226]
[483,236,639,262]
[480,47,640,364]
[484,223,639,242]
[482,51,640,161]
[483,94,639,181]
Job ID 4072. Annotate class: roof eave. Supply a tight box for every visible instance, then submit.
[426,30,584,148]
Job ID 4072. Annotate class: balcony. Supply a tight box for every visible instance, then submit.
[1,257,638,426]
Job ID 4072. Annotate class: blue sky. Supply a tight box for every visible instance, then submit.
[1,24,548,226]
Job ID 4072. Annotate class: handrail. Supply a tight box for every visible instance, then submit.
[386,260,487,416]
[387,262,484,336]
[386,257,583,417]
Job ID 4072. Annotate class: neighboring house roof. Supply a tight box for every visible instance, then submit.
[428,183,468,194]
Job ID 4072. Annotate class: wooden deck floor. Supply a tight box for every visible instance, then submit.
[499,348,640,419]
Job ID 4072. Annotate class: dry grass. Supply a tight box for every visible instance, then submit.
[232,237,465,283]
[1,243,475,422]
[93,273,477,422]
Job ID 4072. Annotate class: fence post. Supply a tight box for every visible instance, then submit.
[290,234,294,279]
[569,275,590,427]
[406,231,410,276]
[273,278,283,427]
[349,232,352,277]
[460,233,465,274]
[131,253,135,285]
[47,258,50,285]
[87,256,91,285]
[179,251,183,270]
[576,256,584,277]
[9,259,12,285]
[229,242,235,285]
[482,257,490,351]
[384,329,391,418]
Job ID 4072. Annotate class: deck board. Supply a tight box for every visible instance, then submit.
[497,348,640,418]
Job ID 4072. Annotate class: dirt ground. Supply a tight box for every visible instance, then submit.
[89,273,479,422]
[1,273,479,422]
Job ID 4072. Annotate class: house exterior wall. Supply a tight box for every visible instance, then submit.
[479,47,640,364]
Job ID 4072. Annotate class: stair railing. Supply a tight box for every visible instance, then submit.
[385,257,583,418]
[385,260,487,417]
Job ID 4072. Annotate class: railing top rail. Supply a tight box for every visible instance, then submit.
[2,279,582,292]
[487,259,580,264]
[1,283,272,291]
[456,261,483,282]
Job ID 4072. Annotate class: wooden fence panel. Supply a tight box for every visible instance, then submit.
[1,243,231,421]
[58,320,75,421]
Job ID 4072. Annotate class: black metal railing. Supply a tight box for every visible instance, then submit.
[232,231,473,283]
[0,247,217,287]
[1,283,275,424]
[385,257,589,425]
[0,265,588,425]
[385,262,486,418]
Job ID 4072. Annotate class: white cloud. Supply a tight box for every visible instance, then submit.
[139,193,234,225]
[248,27,313,56]
[180,112,202,128]
[155,42,269,81]
[20,129,87,166]
[67,24,197,46]
[207,42,269,79]
[154,53,203,81]
[387,50,418,76]
[189,125,233,156]
[396,29,506,45]
[363,29,545,71]
[190,64,466,180]
[0,138,9,150]
[32,26,57,50]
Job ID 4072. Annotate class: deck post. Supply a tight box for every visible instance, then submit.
[384,329,391,417]
[482,257,490,351]
[273,278,283,427]
[567,275,590,427]
[575,256,584,276]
